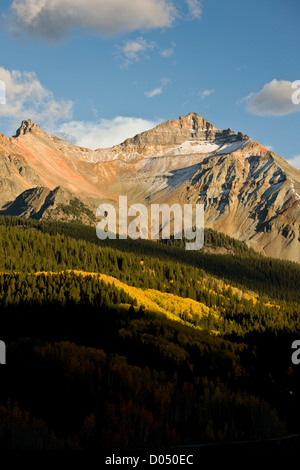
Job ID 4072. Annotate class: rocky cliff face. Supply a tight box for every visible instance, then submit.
[90,112,251,161]
[14,119,46,137]
[0,113,299,262]
[121,112,247,149]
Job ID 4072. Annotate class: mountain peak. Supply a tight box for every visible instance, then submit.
[14,119,46,138]
[163,112,217,131]
[0,112,299,261]
[119,112,248,152]
[179,111,215,126]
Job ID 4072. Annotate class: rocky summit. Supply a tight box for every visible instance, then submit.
[0,113,299,262]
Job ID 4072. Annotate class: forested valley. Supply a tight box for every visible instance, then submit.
[0,215,299,450]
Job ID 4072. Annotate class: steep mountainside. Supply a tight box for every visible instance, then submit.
[0,113,299,261]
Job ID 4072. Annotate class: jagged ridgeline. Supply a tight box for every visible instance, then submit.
[1,114,299,262]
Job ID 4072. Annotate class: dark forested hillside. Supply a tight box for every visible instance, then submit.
[0,216,299,450]
[0,215,299,302]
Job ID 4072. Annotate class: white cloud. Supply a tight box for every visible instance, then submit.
[263,144,273,151]
[54,116,161,149]
[118,38,176,66]
[199,88,214,100]
[145,78,170,98]
[160,47,175,58]
[161,78,170,86]
[145,87,163,98]
[118,37,157,66]
[237,92,253,105]
[287,155,300,170]
[245,79,300,116]
[8,0,177,38]
[186,0,202,19]
[0,80,6,104]
[0,67,73,129]
[122,38,154,61]
[0,67,161,151]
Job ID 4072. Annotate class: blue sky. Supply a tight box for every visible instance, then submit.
[0,0,300,167]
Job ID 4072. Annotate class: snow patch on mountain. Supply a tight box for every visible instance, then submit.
[216,139,252,155]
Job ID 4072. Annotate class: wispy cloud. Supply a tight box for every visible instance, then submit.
[263,144,273,151]
[287,154,300,170]
[118,37,156,67]
[199,88,215,100]
[0,67,73,131]
[118,38,176,67]
[161,78,170,86]
[145,78,170,98]
[237,92,254,106]
[244,79,300,116]
[0,66,162,149]
[55,116,161,149]
[186,0,202,19]
[145,87,163,98]
[160,47,175,58]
